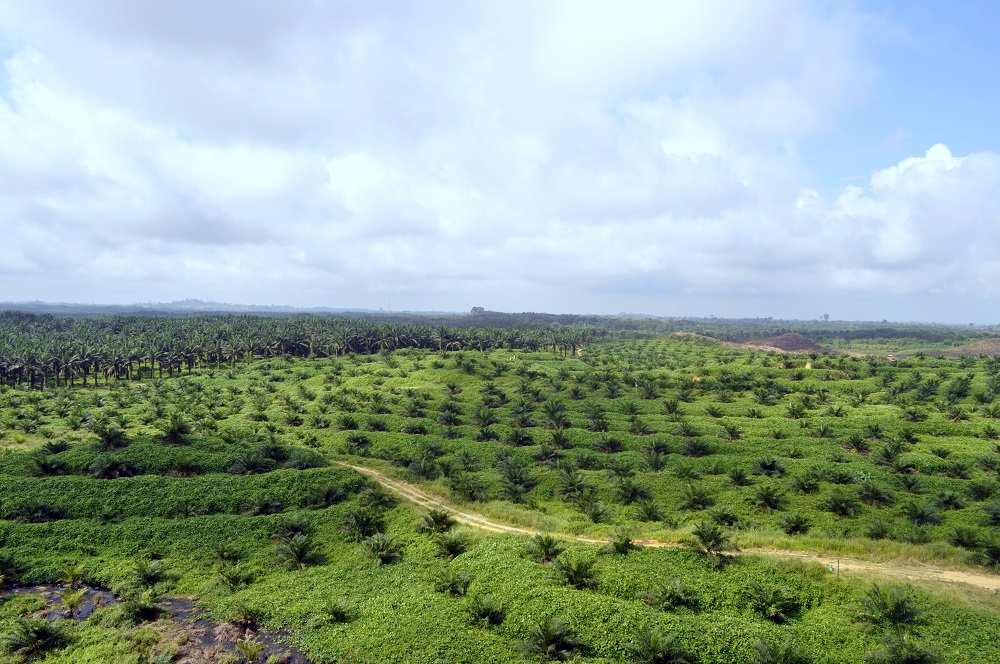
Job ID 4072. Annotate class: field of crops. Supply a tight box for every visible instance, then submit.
[2,332,1000,662]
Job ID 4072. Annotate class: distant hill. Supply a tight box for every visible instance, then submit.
[0,299,453,316]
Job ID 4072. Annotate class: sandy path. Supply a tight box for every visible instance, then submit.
[338,461,1000,592]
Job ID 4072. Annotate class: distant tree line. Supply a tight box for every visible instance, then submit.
[1,308,995,389]
[0,312,601,388]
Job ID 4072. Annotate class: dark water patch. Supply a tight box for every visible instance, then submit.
[154,596,313,663]
[1,583,117,620]
[1,586,313,663]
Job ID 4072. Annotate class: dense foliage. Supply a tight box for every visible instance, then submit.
[1,323,999,662]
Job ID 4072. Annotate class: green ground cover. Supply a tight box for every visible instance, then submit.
[1,333,999,662]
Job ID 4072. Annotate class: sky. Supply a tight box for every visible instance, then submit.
[1,1,999,323]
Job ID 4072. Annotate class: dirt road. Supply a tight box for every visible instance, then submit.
[338,461,1000,593]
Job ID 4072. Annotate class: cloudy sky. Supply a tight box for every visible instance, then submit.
[2,1,999,322]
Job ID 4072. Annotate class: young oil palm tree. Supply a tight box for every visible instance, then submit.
[59,563,87,590]
[359,533,401,566]
[274,533,321,570]
[2,618,67,659]
[433,567,472,596]
[865,632,940,664]
[417,508,456,534]
[685,521,737,566]
[751,638,809,664]
[516,616,583,661]
[57,588,86,619]
[625,626,692,663]
[434,531,469,560]
[526,533,565,564]
[234,635,267,663]
[461,588,502,628]
[550,554,597,590]
[855,583,923,631]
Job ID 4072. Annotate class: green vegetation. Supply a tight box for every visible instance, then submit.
[0,314,999,661]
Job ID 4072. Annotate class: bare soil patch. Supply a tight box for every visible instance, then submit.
[896,337,1000,359]
[731,332,835,354]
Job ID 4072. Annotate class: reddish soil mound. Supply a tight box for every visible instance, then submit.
[731,333,833,354]
[765,333,828,352]
[762,333,831,353]
[950,338,1000,356]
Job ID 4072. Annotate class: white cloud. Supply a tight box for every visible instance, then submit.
[0,1,998,319]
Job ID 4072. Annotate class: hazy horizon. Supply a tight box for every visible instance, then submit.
[3,297,999,328]
[2,2,999,323]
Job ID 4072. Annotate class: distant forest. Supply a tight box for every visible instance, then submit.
[1,306,997,389]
